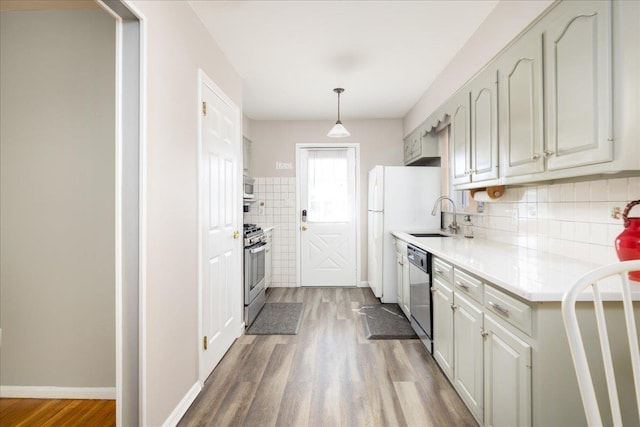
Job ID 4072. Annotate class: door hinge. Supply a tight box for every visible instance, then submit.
[202,101,207,116]
[203,335,208,350]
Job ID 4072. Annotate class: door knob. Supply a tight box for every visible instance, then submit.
[233,230,240,239]
[301,225,308,231]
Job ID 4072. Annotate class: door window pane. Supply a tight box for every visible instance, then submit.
[307,149,348,222]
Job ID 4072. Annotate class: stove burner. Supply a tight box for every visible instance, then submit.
[243,223,265,246]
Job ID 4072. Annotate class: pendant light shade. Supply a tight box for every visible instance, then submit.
[327,88,350,138]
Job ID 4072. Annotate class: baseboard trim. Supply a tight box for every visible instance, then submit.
[358,281,369,288]
[161,381,201,427]
[0,386,116,399]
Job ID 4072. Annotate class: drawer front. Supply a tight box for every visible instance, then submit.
[453,269,483,303]
[484,285,532,336]
[433,257,454,283]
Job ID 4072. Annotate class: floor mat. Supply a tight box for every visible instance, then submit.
[360,304,417,339]
[246,303,304,335]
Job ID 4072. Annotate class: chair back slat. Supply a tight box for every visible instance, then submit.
[620,274,640,424]
[562,260,640,427]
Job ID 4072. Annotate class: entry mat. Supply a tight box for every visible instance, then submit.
[360,304,417,339]
[246,303,304,335]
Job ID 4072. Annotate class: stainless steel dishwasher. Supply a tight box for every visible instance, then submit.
[408,244,432,353]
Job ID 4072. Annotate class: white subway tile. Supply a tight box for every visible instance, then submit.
[607,178,628,201]
[560,183,575,201]
[525,187,537,203]
[589,180,608,201]
[574,182,590,202]
[574,242,591,261]
[561,221,575,241]
[549,184,562,202]
[607,223,623,244]
[537,185,549,203]
[589,202,609,223]
[589,223,608,246]
[560,202,575,221]
[574,222,590,243]
[549,219,562,236]
[538,219,549,237]
[628,177,640,200]
[573,202,590,222]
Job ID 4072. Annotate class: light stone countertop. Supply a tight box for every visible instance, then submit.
[392,230,640,302]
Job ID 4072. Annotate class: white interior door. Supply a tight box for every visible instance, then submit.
[199,74,242,383]
[298,146,357,286]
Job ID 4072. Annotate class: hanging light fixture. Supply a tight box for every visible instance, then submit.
[327,88,350,138]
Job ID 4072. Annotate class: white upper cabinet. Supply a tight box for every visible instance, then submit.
[543,0,613,170]
[498,31,545,178]
[450,92,472,185]
[438,0,639,189]
[469,67,499,183]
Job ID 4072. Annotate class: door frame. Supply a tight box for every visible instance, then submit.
[196,69,244,385]
[295,143,361,287]
[96,1,144,426]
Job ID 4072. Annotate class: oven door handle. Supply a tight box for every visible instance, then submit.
[249,244,266,254]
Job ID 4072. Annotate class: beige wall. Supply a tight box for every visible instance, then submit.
[128,1,243,425]
[0,10,115,387]
[249,119,404,280]
[403,0,554,137]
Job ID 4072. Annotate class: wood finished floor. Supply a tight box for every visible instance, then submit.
[179,287,478,427]
[0,398,115,427]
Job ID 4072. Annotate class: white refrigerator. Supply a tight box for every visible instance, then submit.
[367,165,441,302]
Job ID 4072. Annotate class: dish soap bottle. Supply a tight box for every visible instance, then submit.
[463,215,474,239]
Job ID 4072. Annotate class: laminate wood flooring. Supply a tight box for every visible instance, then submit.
[0,398,115,427]
[179,287,478,427]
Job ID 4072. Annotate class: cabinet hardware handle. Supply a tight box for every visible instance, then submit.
[450,303,458,311]
[431,287,436,292]
[481,330,489,339]
[455,281,470,291]
[435,268,443,274]
[543,149,554,157]
[531,153,540,160]
[489,301,510,317]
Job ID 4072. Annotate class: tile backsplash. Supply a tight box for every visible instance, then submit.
[244,177,297,287]
[443,177,640,265]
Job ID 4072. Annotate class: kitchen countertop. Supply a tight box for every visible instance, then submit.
[392,230,640,302]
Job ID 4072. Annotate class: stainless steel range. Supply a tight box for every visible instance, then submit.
[244,224,266,326]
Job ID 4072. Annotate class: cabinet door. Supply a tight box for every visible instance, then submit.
[470,68,499,182]
[433,277,454,380]
[243,137,252,176]
[403,138,413,164]
[402,254,410,318]
[396,251,403,307]
[454,292,484,423]
[499,32,545,177]
[544,0,613,171]
[450,93,472,185]
[484,315,531,427]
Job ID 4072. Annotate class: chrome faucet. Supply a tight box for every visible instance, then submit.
[431,196,459,233]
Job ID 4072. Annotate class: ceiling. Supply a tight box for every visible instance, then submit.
[189,0,499,121]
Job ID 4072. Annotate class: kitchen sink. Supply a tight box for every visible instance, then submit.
[410,233,451,238]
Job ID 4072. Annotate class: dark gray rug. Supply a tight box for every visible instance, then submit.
[246,303,304,335]
[361,304,417,339]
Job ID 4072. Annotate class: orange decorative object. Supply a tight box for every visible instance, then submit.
[615,200,640,281]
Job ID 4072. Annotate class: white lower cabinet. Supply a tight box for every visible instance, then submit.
[394,238,410,318]
[433,277,454,380]
[484,314,531,427]
[454,292,484,423]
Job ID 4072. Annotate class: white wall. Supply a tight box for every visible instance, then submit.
[248,119,404,282]
[128,1,243,425]
[403,0,554,137]
[0,10,115,387]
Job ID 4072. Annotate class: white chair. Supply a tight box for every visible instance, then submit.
[561,260,640,427]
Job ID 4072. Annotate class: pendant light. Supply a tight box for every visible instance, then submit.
[327,88,350,138]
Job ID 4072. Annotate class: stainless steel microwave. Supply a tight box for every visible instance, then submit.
[243,176,255,200]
